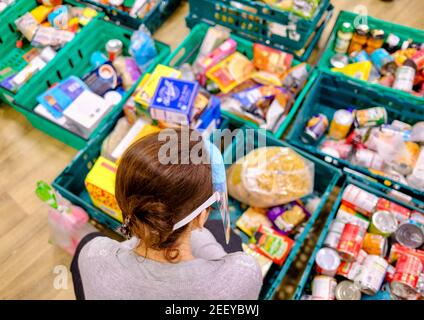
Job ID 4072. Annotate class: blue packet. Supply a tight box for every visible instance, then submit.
[150,77,199,125]
[37,76,88,119]
[129,25,157,72]
[194,95,221,134]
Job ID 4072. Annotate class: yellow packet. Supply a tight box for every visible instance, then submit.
[30,5,53,23]
[206,52,254,93]
[133,65,181,107]
[251,71,282,86]
[236,207,272,237]
[331,61,372,81]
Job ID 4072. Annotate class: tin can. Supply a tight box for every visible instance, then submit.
[330,53,349,68]
[355,255,389,295]
[329,109,354,140]
[411,50,424,71]
[302,114,329,143]
[316,248,341,277]
[411,211,424,225]
[357,249,368,264]
[417,273,424,297]
[363,233,388,257]
[388,243,424,265]
[335,280,362,300]
[352,149,385,171]
[341,184,379,217]
[337,223,365,262]
[370,210,399,237]
[385,264,396,283]
[355,107,388,128]
[320,140,353,159]
[336,204,370,230]
[337,261,362,280]
[352,50,370,63]
[391,254,423,299]
[370,48,394,72]
[376,198,411,223]
[324,231,341,249]
[106,39,123,62]
[312,275,337,300]
[330,220,346,234]
[393,220,424,249]
[393,65,416,92]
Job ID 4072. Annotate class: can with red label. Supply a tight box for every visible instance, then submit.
[385,264,396,283]
[337,261,362,280]
[312,275,337,300]
[376,198,411,223]
[357,249,368,264]
[337,223,365,262]
[354,255,388,295]
[391,254,423,299]
[316,248,341,277]
[341,184,379,217]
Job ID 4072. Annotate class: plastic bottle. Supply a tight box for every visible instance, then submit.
[334,22,353,54]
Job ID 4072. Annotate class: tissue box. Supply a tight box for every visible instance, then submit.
[150,77,199,125]
[63,90,113,138]
[85,156,122,222]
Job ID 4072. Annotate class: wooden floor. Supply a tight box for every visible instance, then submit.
[0,0,423,300]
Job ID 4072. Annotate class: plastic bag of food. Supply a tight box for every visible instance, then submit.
[227,146,314,207]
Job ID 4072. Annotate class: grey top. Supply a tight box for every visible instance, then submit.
[78,228,263,300]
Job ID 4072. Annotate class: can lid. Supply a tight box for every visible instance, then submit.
[371,29,385,39]
[356,24,370,35]
[372,210,399,234]
[341,22,354,33]
[316,247,341,271]
[394,222,424,249]
[335,281,362,300]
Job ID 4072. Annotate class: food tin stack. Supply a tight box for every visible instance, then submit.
[185,0,334,61]
[318,10,424,104]
[294,175,424,300]
[80,0,181,31]
[163,23,315,139]
[286,71,424,204]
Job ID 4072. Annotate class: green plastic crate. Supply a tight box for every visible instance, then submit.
[163,23,315,139]
[52,112,231,233]
[0,0,100,105]
[186,0,331,54]
[293,173,424,300]
[79,0,181,32]
[11,18,170,150]
[286,70,424,203]
[222,128,342,300]
[318,10,424,104]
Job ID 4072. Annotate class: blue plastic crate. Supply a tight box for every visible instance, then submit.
[222,127,342,300]
[286,70,424,207]
[293,173,424,300]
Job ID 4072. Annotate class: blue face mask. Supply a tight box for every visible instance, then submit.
[173,139,231,244]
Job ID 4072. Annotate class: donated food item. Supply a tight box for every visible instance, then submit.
[197,26,230,62]
[206,52,255,93]
[341,184,379,217]
[129,25,157,71]
[15,13,39,41]
[63,90,113,138]
[354,255,388,295]
[267,200,310,235]
[335,280,361,300]
[150,78,199,125]
[315,248,341,277]
[281,63,309,92]
[335,204,370,230]
[195,39,237,76]
[391,254,423,299]
[376,198,411,223]
[337,223,365,262]
[331,61,372,81]
[227,147,314,207]
[133,64,181,107]
[242,243,273,278]
[392,220,424,249]
[251,71,282,86]
[31,26,75,48]
[101,117,133,161]
[262,91,293,132]
[407,148,424,191]
[329,109,354,140]
[302,113,329,143]
[236,207,271,237]
[390,141,420,176]
[31,5,54,23]
[337,261,362,280]
[10,57,47,90]
[106,39,123,62]
[312,275,337,300]
[362,233,388,257]
[250,224,294,266]
[388,243,424,265]
[320,139,353,159]
[355,107,388,128]
[369,210,399,237]
[253,43,293,77]
[48,5,69,29]
[410,122,424,143]
[85,156,122,222]
[83,62,120,97]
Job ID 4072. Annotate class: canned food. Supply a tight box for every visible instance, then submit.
[385,264,396,283]
[330,220,346,234]
[351,50,370,63]
[302,114,329,143]
[330,53,349,68]
[324,231,341,249]
[337,223,365,262]
[417,273,424,297]
[370,48,394,72]
[363,233,388,257]
[370,210,399,237]
[320,140,353,159]
[393,220,424,249]
[376,198,411,223]
[316,248,341,277]
[411,50,424,70]
[357,249,368,264]
[411,212,424,225]
[355,107,388,128]
[336,204,370,230]
[355,255,389,295]
[393,64,416,92]
[337,261,362,280]
[391,254,423,299]
[106,39,123,62]
[335,280,362,300]
[341,184,379,217]
[329,109,354,140]
[312,275,337,300]
[352,149,385,171]
[388,243,424,265]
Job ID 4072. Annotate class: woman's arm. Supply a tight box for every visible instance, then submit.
[190,227,227,260]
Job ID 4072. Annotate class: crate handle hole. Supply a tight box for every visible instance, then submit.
[56,70,62,80]
[68,58,74,68]
[78,49,83,59]
[46,80,52,88]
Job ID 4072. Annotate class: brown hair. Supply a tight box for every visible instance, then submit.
[115,128,213,262]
